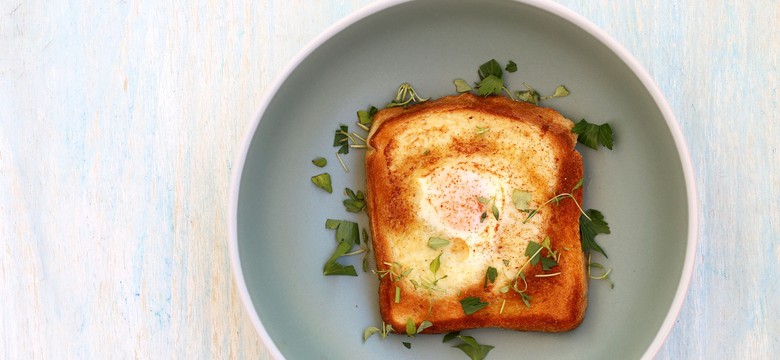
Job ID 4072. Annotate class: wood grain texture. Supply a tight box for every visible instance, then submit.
[0,0,777,359]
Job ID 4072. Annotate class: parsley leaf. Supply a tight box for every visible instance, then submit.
[416,320,433,334]
[460,297,489,315]
[430,253,442,274]
[524,237,559,271]
[540,256,558,271]
[454,79,472,93]
[333,125,350,154]
[478,59,503,80]
[364,322,394,341]
[571,119,614,150]
[525,241,542,266]
[515,83,541,105]
[357,106,378,128]
[406,318,416,336]
[403,342,411,349]
[322,219,360,276]
[363,327,380,342]
[505,60,517,73]
[519,291,532,308]
[343,188,366,212]
[428,237,450,250]
[404,318,432,337]
[451,335,495,360]
[511,189,532,210]
[476,75,504,96]
[580,209,610,258]
[442,331,460,343]
[547,85,570,98]
[311,157,327,167]
[484,266,498,287]
[310,173,332,193]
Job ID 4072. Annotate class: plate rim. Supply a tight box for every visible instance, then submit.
[228,1,699,359]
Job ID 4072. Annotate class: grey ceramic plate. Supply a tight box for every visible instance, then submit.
[230,0,697,359]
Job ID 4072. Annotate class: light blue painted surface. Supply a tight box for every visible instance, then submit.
[0,0,776,359]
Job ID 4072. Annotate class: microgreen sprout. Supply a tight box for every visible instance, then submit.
[410,253,448,294]
[343,188,366,213]
[363,321,394,342]
[335,152,348,173]
[375,262,412,282]
[477,196,499,222]
[386,83,429,108]
[509,238,560,307]
[522,178,587,223]
[588,253,615,288]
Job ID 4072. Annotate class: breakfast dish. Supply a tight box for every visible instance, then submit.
[365,93,587,333]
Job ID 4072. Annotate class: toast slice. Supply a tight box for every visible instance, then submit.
[365,93,586,333]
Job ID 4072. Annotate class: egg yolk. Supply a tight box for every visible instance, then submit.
[420,163,500,233]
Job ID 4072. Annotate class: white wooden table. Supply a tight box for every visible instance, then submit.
[1,1,777,358]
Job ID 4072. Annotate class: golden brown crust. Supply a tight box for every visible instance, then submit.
[365,93,586,333]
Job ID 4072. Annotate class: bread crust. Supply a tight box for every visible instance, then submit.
[365,93,586,333]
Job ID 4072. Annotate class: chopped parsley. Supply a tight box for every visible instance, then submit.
[311,157,327,167]
[310,173,332,193]
[333,125,351,154]
[572,119,614,150]
[459,296,489,315]
[322,219,361,276]
[363,321,394,342]
[580,209,611,258]
[342,188,366,213]
[454,78,472,93]
[428,237,450,250]
[484,266,498,288]
[357,105,378,129]
[444,333,495,360]
[477,196,499,222]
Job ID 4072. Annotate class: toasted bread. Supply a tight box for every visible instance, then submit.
[365,93,586,333]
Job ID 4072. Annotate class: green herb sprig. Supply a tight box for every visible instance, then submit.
[363,321,394,342]
[460,59,570,107]
[522,178,586,223]
[477,196,499,222]
[311,173,332,193]
[311,157,327,167]
[588,253,615,288]
[515,83,569,105]
[410,253,448,294]
[572,119,613,150]
[405,318,433,337]
[525,236,560,271]
[375,261,412,282]
[459,297,489,315]
[356,105,378,130]
[443,333,495,360]
[475,59,513,98]
[343,188,366,213]
[483,266,498,288]
[508,238,561,307]
[580,209,611,258]
[428,237,450,250]
[322,219,361,276]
